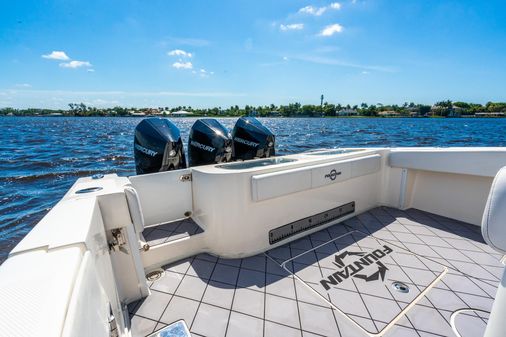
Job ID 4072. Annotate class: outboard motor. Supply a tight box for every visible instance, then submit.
[232,117,275,160]
[134,118,186,174]
[188,119,233,167]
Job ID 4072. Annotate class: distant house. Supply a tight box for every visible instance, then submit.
[129,111,146,117]
[407,107,423,117]
[451,105,464,117]
[337,109,358,116]
[430,105,445,115]
[447,106,464,118]
[475,112,505,117]
[170,110,193,117]
[144,108,160,115]
[431,104,462,117]
[378,111,400,117]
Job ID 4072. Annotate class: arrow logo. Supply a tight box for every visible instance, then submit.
[319,245,394,290]
[353,261,388,282]
[333,251,366,268]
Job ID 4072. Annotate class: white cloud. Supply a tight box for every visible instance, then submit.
[59,60,92,68]
[87,69,95,72]
[361,70,370,75]
[42,51,70,60]
[319,23,344,36]
[298,3,341,16]
[292,54,395,72]
[3,89,244,97]
[15,83,32,88]
[280,23,304,31]
[84,98,120,106]
[198,68,214,77]
[299,5,326,16]
[42,51,94,70]
[172,61,193,69]
[283,56,289,61]
[168,49,193,58]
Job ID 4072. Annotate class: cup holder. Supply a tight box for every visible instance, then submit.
[75,187,103,194]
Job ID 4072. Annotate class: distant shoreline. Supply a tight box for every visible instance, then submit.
[1,114,505,119]
[2,100,506,118]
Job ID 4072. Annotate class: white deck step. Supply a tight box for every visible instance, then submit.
[143,218,204,247]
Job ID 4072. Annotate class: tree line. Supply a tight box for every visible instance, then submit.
[1,100,506,117]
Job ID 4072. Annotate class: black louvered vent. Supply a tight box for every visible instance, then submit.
[269,202,355,245]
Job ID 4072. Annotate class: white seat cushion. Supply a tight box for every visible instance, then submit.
[482,166,506,255]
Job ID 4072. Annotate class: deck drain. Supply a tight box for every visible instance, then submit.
[146,269,164,281]
[392,281,410,293]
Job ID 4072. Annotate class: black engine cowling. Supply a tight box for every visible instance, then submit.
[232,117,275,160]
[188,119,233,167]
[134,118,186,175]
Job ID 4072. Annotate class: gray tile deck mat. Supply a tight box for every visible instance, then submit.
[129,207,505,337]
[143,218,204,246]
[279,230,447,335]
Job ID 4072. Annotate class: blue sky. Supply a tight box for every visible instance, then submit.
[1,0,506,109]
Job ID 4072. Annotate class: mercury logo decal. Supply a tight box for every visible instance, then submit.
[325,169,341,181]
[135,143,157,157]
[190,140,215,152]
[320,245,393,291]
[234,136,259,148]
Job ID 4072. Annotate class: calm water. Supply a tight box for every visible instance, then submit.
[1,116,506,263]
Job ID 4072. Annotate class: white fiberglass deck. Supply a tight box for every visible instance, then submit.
[128,207,504,337]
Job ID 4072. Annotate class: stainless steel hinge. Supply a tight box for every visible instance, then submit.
[108,228,128,253]
[108,314,118,337]
[180,173,192,182]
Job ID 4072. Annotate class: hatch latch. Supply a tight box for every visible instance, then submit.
[180,173,192,182]
[108,229,128,253]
